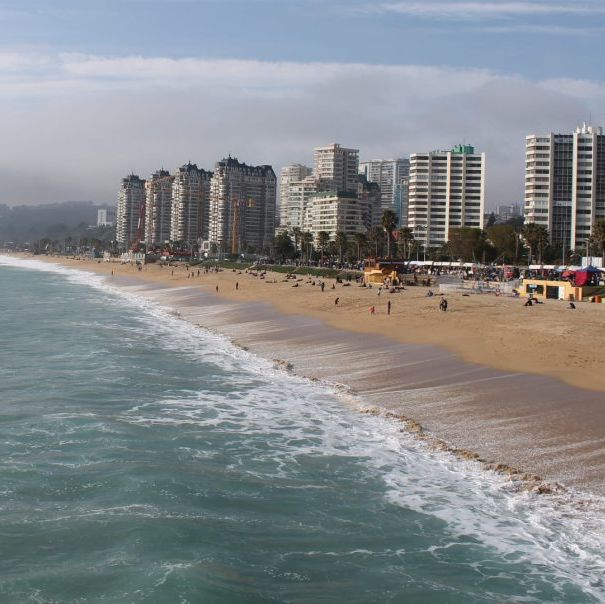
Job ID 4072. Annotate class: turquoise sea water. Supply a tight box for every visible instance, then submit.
[0,257,604,603]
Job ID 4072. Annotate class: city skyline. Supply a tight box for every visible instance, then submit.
[0,1,604,206]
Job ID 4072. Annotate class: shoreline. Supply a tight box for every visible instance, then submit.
[7,254,605,497]
[17,254,605,392]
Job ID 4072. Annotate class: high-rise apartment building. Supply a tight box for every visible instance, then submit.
[145,169,174,246]
[170,163,213,244]
[359,158,410,219]
[279,164,312,229]
[313,144,359,193]
[283,175,317,232]
[357,174,382,230]
[304,191,365,242]
[408,144,485,247]
[116,174,146,247]
[208,157,276,254]
[525,124,605,249]
[395,176,410,228]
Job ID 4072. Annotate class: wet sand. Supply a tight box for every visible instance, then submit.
[21,256,605,495]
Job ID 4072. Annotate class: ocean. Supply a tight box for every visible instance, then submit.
[0,256,604,603]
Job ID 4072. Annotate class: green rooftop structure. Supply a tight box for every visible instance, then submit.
[452,144,475,155]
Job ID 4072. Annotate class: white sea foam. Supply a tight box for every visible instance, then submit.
[3,254,605,599]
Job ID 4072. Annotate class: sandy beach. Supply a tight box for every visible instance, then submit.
[49,255,605,391]
[18,255,605,495]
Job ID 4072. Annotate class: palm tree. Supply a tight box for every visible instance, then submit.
[522,223,549,264]
[291,226,302,256]
[368,225,384,258]
[590,219,605,265]
[326,241,338,259]
[353,232,367,261]
[535,226,549,264]
[335,232,348,264]
[396,227,414,259]
[300,231,313,263]
[317,231,330,264]
[381,209,398,258]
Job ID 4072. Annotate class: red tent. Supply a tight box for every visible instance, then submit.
[574,267,599,287]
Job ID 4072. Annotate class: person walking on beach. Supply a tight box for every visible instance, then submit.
[387,300,391,315]
[370,305,375,315]
[236,282,239,290]
[321,282,325,292]
[216,285,219,293]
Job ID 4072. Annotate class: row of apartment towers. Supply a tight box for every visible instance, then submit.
[117,142,487,251]
[116,156,276,254]
[280,143,485,248]
[280,124,605,249]
[281,124,605,250]
[117,125,605,254]
[118,144,486,252]
[117,144,407,253]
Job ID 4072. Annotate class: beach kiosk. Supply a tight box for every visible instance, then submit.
[520,265,605,301]
[363,259,407,286]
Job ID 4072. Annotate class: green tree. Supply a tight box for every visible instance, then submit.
[317,231,330,263]
[486,224,519,263]
[589,219,605,265]
[335,231,348,263]
[381,209,398,258]
[409,238,422,261]
[506,215,525,228]
[291,226,302,256]
[353,232,367,261]
[300,231,313,263]
[431,243,451,262]
[274,231,295,260]
[38,237,52,253]
[522,223,549,264]
[396,227,415,260]
[326,241,338,258]
[368,225,385,258]
[447,228,489,262]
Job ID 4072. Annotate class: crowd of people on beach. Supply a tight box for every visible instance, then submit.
[105,258,461,317]
[107,256,605,317]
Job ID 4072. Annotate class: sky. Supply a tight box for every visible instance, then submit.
[1,0,605,208]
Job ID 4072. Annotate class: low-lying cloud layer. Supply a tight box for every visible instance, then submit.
[0,53,603,207]
[367,1,605,19]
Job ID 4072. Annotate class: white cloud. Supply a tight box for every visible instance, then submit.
[0,52,50,71]
[0,53,602,208]
[483,24,605,35]
[372,2,605,19]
